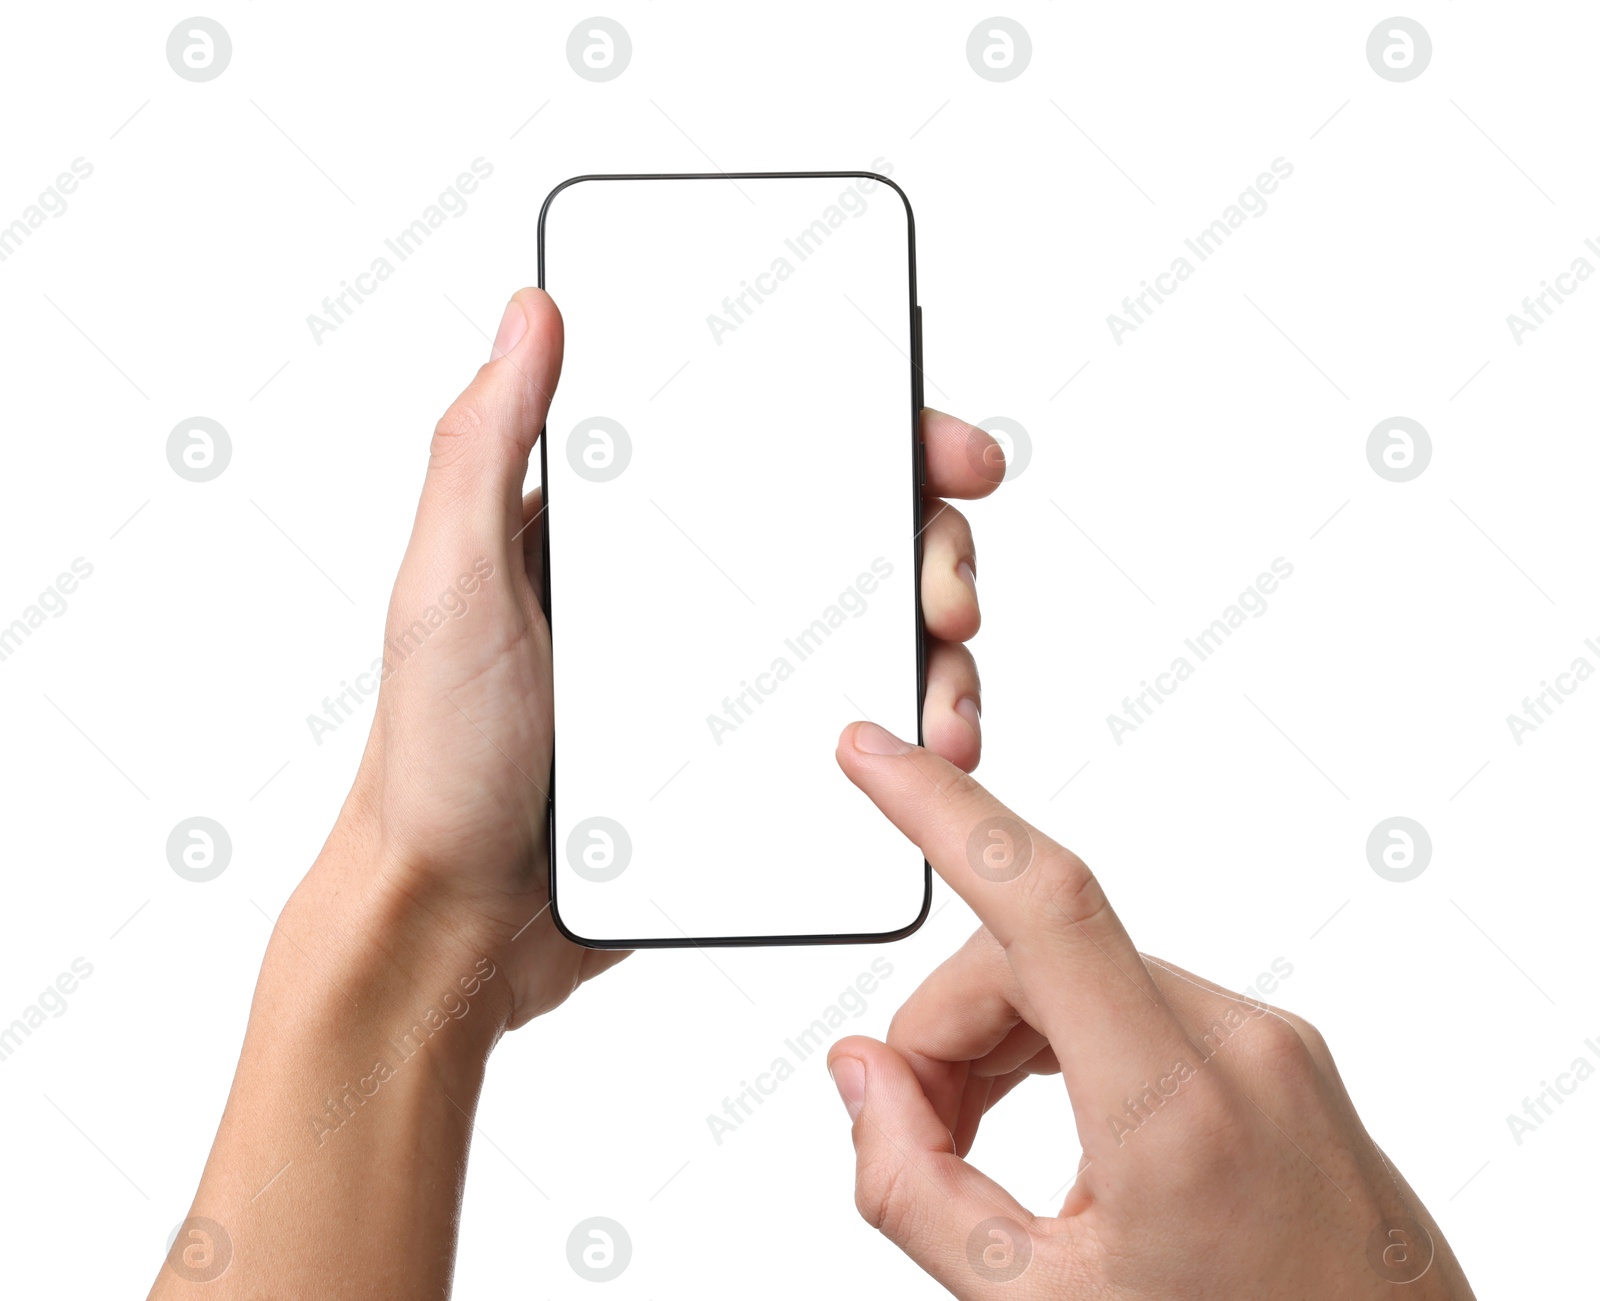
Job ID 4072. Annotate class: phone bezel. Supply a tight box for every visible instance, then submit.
[537,171,928,948]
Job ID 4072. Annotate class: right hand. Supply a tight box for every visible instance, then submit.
[827,722,1476,1300]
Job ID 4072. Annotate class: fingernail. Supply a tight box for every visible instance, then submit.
[956,696,981,737]
[958,560,977,595]
[490,298,527,360]
[854,722,913,755]
[830,1056,865,1121]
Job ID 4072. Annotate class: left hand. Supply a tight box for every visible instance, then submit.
[330,288,1008,1028]
[150,289,1012,1299]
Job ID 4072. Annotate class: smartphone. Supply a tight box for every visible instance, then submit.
[539,171,925,947]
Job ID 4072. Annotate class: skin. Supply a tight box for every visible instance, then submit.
[148,288,999,1298]
[151,286,1474,1299]
[826,724,1477,1300]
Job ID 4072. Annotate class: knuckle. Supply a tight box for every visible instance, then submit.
[855,1152,918,1241]
[1281,1010,1329,1054]
[1020,845,1109,933]
[929,761,983,808]
[1277,1010,1338,1076]
[1240,1011,1324,1091]
[430,395,486,465]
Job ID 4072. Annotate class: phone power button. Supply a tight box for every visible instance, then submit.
[913,305,924,416]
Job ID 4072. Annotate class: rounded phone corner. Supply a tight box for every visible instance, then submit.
[539,174,599,227]
[547,892,624,951]
[860,171,915,235]
[866,862,933,944]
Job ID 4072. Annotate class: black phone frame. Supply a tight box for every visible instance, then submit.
[537,171,929,949]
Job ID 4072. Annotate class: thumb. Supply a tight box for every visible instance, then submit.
[829,1036,1041,1299]
[414,288,563,566]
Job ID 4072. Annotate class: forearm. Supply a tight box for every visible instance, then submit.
[150,823,512,1298]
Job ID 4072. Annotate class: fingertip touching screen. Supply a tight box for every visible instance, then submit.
[540,172,925,947]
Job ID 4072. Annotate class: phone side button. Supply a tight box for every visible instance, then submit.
[913,304,924,413]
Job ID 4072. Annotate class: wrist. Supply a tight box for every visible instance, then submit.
[171,824,512,1300]
[269,825,518,1078]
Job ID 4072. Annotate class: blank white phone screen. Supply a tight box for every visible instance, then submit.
[541,174,924,946]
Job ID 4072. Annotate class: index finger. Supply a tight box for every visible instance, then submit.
[836,720,1196,1147]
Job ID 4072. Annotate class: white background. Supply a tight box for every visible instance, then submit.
[0,3,1594,1296]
